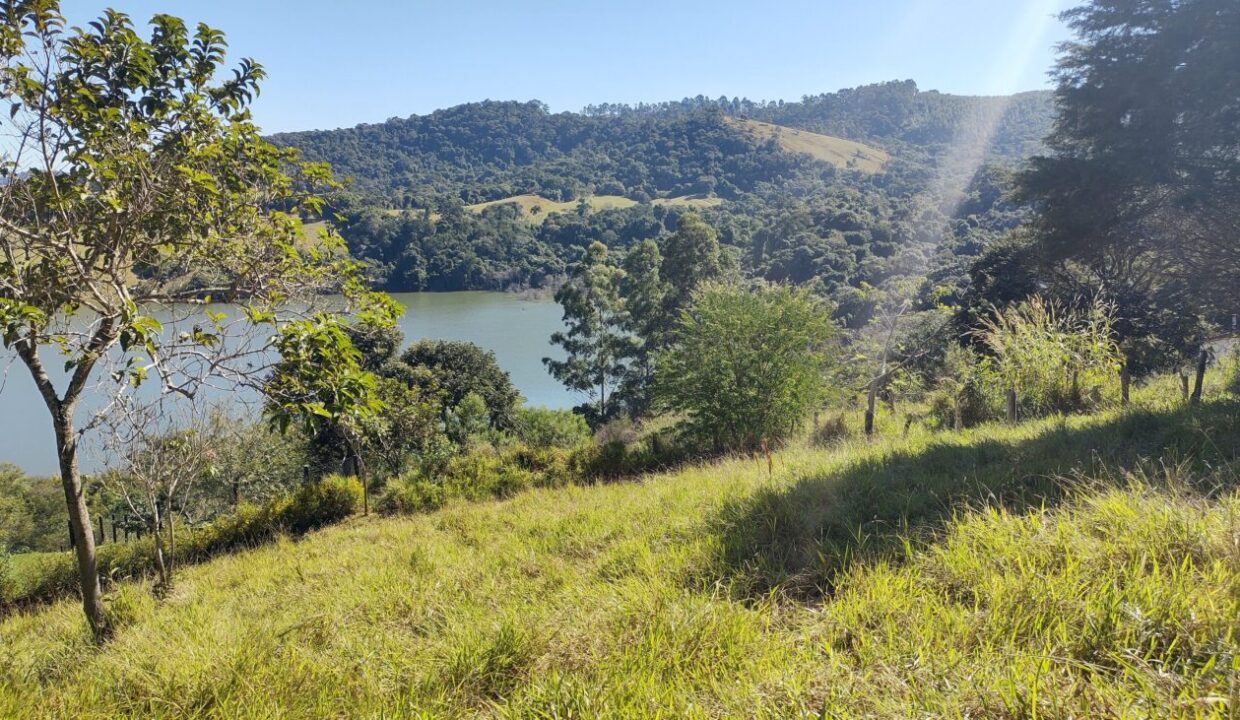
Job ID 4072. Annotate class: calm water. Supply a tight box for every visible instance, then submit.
[0,292,575,475]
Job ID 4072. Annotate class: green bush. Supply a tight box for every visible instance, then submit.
[279,475,362,534]
[654,283,838,452]
[376,442,585,517]
[492,466,536,498]
[376,479,446,515]
[928,351,1005,429]
[512,407,590,449]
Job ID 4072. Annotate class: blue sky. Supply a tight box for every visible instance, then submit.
[59,0,1076,133]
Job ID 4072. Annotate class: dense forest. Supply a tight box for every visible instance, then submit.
[270,82,1053,304]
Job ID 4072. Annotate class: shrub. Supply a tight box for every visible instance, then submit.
[811,414,853,447]
[928,346,1005,429]
[376,442,585,517]
[573,440,645,480]
[654,283,839,452]
[279,475,362,534]
[376,479,446,515]
[512,407,590,449]
[505,445,576,488]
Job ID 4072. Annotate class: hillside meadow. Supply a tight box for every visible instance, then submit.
[2,390,1239,718]
[464,194,725,225]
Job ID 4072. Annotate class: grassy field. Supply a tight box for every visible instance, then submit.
[2,393,1239,717]
[726,118,890,173]
[462,193,725,225]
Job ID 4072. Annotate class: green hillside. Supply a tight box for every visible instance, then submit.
[272,84,1054,294]
[4,397,1239,718]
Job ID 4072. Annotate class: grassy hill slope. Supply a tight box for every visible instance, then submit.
[2,400,1239,718]
[726,117,890,172]
[466,193,724,224]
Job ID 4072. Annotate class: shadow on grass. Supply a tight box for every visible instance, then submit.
[708,399,1240,602]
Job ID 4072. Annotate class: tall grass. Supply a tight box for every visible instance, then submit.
[0,476,361,609]
[973,296,1122,418]
[0,401,1237,717]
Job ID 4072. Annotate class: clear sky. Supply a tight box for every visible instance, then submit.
[58,0,1076,134]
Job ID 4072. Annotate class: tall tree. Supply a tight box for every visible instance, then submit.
[1017,0,1240,329]
[660,213,731,319]
[619,239,667,417]
[545,242,635,425]
[0,5,357,635]
[397,340,521,430]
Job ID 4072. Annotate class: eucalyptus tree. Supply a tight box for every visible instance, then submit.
[545,242,635,425]
[0,4,365,635]
[618,239,666,417]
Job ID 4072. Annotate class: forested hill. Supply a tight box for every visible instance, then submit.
[272,81,1052,204]
[269,81,1054,301]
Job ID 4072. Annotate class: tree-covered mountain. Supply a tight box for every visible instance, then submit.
[270,81,1054,307]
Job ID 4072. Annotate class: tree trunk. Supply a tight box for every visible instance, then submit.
[1120,365,1131,406]
[350,437,369,517]
[598,368,607,422]
[151,509,168,589]
[167,513,176,580]
[1191,349,1208,404]
[1179,372,1190,401]
[53,410,107,636]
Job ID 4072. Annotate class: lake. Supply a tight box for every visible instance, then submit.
[0,291,577,475]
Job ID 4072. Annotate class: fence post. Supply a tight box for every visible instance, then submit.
[1006,387,1018,424]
